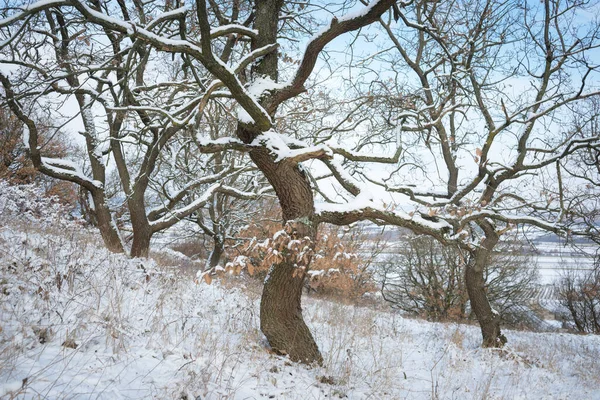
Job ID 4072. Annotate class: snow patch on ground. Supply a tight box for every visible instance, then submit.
[1,182,599,399]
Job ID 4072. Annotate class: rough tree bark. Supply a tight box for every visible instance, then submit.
[207,237,224,269]
[238,131,323,364]
[128,191,153,258]
[465,230,507,348]
[91,191,126,254]
[130,219,152,258]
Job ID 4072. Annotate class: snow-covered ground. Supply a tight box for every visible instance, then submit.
[533,254,595,285]
[1,183,599,399]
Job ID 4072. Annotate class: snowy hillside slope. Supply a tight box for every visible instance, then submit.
[1,182,599,399]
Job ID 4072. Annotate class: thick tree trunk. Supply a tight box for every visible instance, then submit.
[239,130,322,364]
[465,264,506,347]
[206,237,224,269]
[258,201,322,364]
[129,194,152,258]
[91,192,125,254]
[260,227,322,364]
[240,0,322,364]
[130,226,152,258]
[465,233,507,348]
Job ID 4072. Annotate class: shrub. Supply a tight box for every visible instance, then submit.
[0,109,77,205]
[557,256,600,334]
[209,200,379,301]
[378,235,538,324]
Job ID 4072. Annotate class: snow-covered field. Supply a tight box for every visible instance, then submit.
[1,184,599,399]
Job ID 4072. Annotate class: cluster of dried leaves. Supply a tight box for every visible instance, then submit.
[198,201,377,300]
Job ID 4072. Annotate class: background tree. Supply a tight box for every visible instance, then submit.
[312,0,600,347]
[557,257,600,334]
[0,2,255,257]
[554,98,600,334]
[380,234,538,325]
[154,105,269,270]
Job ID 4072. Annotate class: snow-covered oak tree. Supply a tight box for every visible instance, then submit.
[319,0,600,347]
[1,76,127,252]
[0,0,257,257]
[1,0,408,363]
[3,0,598,364]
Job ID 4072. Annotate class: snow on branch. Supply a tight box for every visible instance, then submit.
[236,77,284,124]
[377,182,452,206]
[251,131,333,164]
[217,185,261,200]
[321,158,362,197]
[233,44,279,75]
[522,137,600,171]
[457,210,563,235]
[146,6,191,30]
[150,183,221,232]
[1,1,275,133]
[210,24,258,39]
[269,0,403,110]
[147,168,241,222]
[0,0,68,27]
[40,157,80,172]
[330,145,402,164]
[107,105,188,127]
[40,157,103,190]
[195,136,257,154]
[316,201,453,243]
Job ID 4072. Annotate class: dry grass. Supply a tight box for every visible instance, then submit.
[2,184,600,399]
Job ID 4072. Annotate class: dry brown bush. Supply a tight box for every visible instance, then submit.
[0,109,77,205]
[199,199,379,301]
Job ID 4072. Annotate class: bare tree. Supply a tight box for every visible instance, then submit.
[0,2,251,257]
[313,0,600,347]
[154,104,269,270]
[1,76,126,253]
[557,256,600,334]
[554,99,600,334]
[3,0,598,362]
[380,235,537,325]
[380,236,470,320]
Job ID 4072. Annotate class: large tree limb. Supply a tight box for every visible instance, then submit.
[0,73,102,191]
[268,0,404,111]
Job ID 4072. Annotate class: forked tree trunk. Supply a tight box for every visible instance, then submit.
[240,132,323,364]
[465,234,507,348]
[91,192,125,254]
